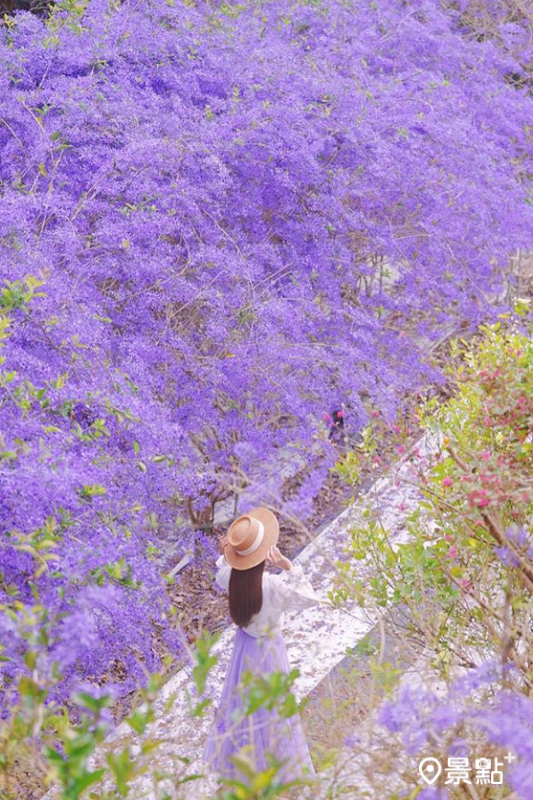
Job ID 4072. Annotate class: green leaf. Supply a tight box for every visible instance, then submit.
[72,767,106,794]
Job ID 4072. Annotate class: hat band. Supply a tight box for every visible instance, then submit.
[234,520,265,556]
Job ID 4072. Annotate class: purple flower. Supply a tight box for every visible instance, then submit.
[417,790,449,800]
[379,686,431,753]
[474,692,533,761]
[494,546,521,567]
[508,762,533,797]
[2,0,533,725]
[505,525,531,548]
[417,786,450,800]
[449,659,500,698]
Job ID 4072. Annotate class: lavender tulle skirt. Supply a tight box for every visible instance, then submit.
[203,626,315,785]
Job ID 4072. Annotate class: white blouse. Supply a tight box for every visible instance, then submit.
[214,554,321,639]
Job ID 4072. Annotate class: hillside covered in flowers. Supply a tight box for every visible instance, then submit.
[1,0,533,785]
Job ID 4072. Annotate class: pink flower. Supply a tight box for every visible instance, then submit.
[468,489,490,508]
[444,533,454,542]
[442,476,453,487]
[481,450,491,460]
[447,546,459,559]
[371,410,380,418]
[397,445,406,455]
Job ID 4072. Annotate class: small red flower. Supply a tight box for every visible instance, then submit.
[467,489,490,508]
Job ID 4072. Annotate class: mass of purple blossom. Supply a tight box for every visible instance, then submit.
[379,660,533,799]
[1,0,533,705]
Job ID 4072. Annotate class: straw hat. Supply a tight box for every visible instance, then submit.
[223,506,279,570]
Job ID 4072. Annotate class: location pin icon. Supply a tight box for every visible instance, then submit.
[419,757,442,786]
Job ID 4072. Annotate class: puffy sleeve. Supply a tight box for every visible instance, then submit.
[214,554,231,591]
[268,564,322,612]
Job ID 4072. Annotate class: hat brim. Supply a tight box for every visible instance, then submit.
[223,506,279,570]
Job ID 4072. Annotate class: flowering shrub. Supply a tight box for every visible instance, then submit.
[1,0,533,790]
[0,280,180,712]
[333,319,533,796]
[379,660,533,798]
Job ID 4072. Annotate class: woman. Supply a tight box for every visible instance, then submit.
[203,506,320,788]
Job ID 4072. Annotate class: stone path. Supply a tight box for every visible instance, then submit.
[40,426,442,800]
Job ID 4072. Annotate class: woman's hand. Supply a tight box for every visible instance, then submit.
[218,534,228,554]
[266,545,292,571]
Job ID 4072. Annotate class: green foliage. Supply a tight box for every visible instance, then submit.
[217,760,298,799]
[192,630,219,696]
[335,319,533,690]
[239,667,301,718]
[0,614,312,799]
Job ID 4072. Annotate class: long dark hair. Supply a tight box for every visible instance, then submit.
[228,560,265,628]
